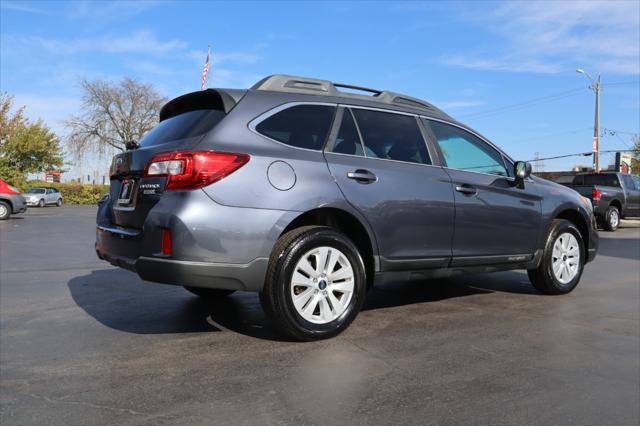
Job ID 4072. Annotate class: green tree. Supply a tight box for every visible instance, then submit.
[631,135,640,176]
[0,93,65,186]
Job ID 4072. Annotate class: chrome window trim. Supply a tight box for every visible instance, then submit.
[248,101,338,153]
[324,150,444,170]
[330,105,436,166]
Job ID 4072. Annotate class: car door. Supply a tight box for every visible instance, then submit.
[45,188,54,204]
[421,118,542,263]
[324,107,454,270]
[621,174,640,217]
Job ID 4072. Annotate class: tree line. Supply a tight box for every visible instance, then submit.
[0,78,165,186]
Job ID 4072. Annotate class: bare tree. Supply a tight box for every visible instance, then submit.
[66,78,166,154]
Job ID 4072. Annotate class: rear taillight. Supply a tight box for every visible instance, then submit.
[592,188,602,201]
[145,151,250,190]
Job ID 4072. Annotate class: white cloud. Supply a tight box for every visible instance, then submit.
[444,0,640,75]
[0,1,47,14]
[8,30,187,56]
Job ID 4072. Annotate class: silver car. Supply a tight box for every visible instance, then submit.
[25,187,63,207]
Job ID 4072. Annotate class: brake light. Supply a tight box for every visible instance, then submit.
[145,151,250,190]
[592,188,602,200]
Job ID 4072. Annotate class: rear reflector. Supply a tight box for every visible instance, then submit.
[145,150,250,190]
[592,188,602,200]
[161,228,172,255]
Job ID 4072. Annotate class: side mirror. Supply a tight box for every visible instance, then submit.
[514,161,532,182]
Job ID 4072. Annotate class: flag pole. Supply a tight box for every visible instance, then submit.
[201,45,211,90]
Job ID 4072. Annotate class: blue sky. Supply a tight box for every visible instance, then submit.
[1,0,639,179]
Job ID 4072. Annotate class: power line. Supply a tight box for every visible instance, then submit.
[528,149,639,163]
[458,86,588,119]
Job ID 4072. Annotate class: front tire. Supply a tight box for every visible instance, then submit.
[528,219,585,295]
[602,205,619,231]
[183,286,235,299]
[260,226,366,341]
[56,198,63,207]
[0,201,10,220]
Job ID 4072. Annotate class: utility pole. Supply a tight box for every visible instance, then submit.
[576,68,601,172]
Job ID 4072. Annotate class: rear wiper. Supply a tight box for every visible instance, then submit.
[125,140,140,150]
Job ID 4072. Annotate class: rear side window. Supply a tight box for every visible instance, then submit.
[350,109,431,164]
[424,119,508,176]
[583,174,620,187]
[621,174,635,190]
[139,109,225,147]
[256,105,335,150]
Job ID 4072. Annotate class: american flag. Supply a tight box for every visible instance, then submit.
[201,46,211,90]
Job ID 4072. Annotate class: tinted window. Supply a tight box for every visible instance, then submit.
[621,174,635,190]
[27,188,45,194]
[350,109,431,164]
[332,110,365,156]
[424,120,508,176]
[583,173,620,187]
[139,109,225,147]
[632,176,640,190]
[256,105,335,150]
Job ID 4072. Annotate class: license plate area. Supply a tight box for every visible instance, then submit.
[117,179,137,206]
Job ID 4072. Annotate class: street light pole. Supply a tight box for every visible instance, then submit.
[577,68,601,172]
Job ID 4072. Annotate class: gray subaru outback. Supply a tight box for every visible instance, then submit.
[96,75,598,340]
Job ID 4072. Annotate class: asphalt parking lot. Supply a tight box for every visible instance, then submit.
[1,205,639,425]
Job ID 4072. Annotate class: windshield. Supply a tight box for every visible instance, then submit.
[139,109,225,147]
[27,188,46,194]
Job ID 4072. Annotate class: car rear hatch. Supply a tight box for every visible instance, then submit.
[107,89,242,229]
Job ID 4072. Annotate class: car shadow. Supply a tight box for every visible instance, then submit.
[68,268,538,341]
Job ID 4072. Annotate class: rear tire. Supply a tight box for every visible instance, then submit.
[528,219,585,295]
[38,199,45,208]
[0,201,10,220]
[260,226,366,341]
[183,286,235,299]
[602,205,619,231]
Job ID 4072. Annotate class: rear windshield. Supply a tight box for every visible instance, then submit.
[582,173,620,187]
[139,109,225,147]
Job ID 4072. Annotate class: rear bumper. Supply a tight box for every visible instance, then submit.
[95,189,297,292]
[95,243,268,291]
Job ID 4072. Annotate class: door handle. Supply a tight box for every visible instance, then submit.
[455,184,477,195]
[347,169,377,184]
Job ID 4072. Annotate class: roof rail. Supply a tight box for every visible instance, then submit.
[251,74,440,113]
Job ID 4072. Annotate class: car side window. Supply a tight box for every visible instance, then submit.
[621,174,635,190]
[255,105,335,150]
[349,109,431,164]
[331,109,365,157]
[423,119,508,176]
[632,175,640,190]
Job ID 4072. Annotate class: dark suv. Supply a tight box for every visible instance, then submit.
[96,75,598,340]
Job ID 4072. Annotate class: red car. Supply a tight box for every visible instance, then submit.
[0,179,27,220]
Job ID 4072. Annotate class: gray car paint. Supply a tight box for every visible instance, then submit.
[96,82,599,292]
